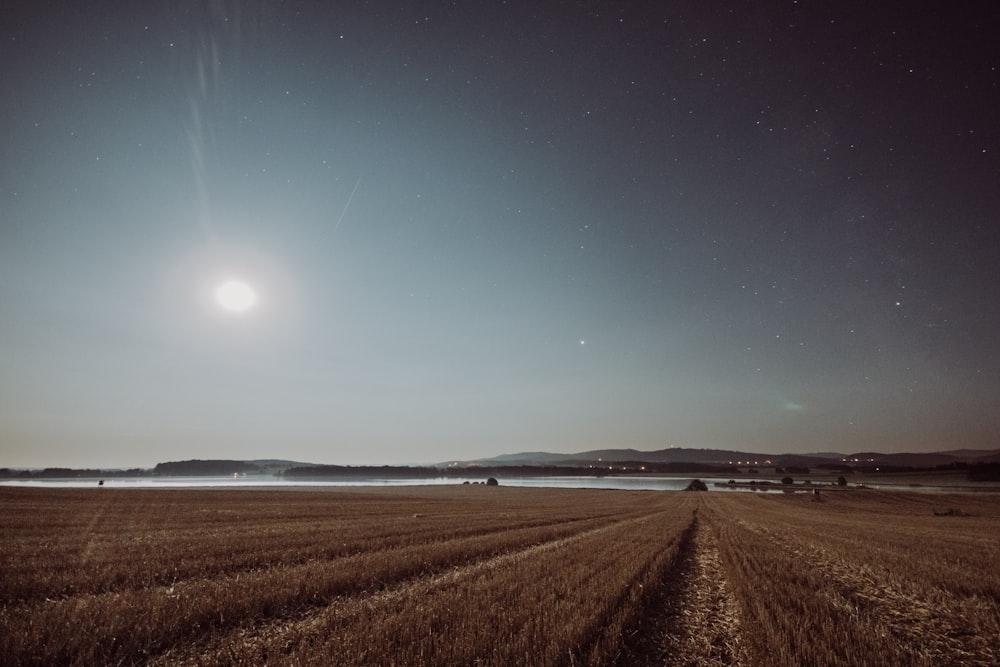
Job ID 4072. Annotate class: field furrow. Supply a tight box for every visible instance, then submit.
[1,515,619,664]
[706,494,1000,666]
[735,519,998,666]
[663,516,748,666]
[153,507,695,665]
[150,516,638,665]
[614,511,748,667]
[3,487,998,665]
[0,488,631,602]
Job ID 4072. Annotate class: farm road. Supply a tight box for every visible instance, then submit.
[663,516,749,665]
[619,510,748,666]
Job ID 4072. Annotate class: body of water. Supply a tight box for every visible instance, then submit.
[2,475,990,493]
[2,475,759,491]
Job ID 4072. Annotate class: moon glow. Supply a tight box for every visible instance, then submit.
[215,280,257,312]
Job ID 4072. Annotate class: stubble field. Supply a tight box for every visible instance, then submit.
[1,485,998,665]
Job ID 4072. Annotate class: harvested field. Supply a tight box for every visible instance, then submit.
[1,486,998,665]
[704,491,1000,667]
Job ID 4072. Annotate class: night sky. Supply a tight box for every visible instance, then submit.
[2,1,999,469]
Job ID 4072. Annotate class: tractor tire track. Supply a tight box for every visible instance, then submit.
[659,516,748,666]
[618,512,748,666]
[152,515,654,666]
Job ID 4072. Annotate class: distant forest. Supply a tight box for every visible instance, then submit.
[968,462,1000,482]
[1,460,739,479]
[277,462,739,477]
[3,459,998,481]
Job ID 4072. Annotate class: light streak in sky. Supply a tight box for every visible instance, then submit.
[334,173,364,229]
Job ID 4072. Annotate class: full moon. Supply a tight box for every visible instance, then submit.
[215,280,257,312]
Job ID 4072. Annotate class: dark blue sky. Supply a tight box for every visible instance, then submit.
[2,1,998,468]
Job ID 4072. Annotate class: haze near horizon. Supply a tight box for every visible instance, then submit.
[2,2,998,469]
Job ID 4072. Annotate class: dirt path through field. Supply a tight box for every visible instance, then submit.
[659,514,748,666]
[618,511,748,666]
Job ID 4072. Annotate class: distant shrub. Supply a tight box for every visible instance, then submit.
[486,477,499,486]
[968,463,1000,482]
[836,476,848,487]
[933,508,970,517]
[685,479,708,491]
[781,477,794,485]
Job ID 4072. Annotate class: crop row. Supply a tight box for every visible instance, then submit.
[0,486,638,601]
[702,493,1000,666]
[7,486,995,665]
[0,487,695,665]
[155,500,698,665]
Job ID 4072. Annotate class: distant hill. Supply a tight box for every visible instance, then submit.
[152,459,317,476]
[457,447,1000,469]
[245,459,317,473]
[153,460,263,476]
[936,449,1000,462]
[839,450,1000,467]
[466,448,763,467]
[7,448,998,481]
[842,452,957,468]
